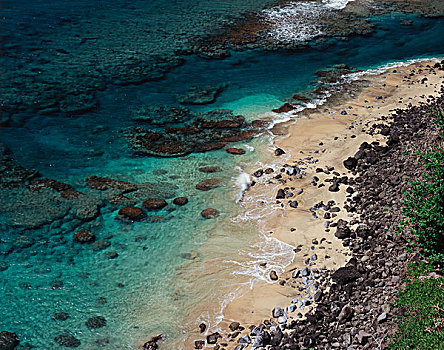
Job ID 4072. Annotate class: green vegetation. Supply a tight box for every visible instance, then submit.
[389,109,444,349]
[388,262,443,349]
[397,109,444,261]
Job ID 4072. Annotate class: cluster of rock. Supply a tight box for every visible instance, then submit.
[176,84,226,105]
[123,106,268,157]
[205,64,444,350]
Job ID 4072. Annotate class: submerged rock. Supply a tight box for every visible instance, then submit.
[117,206,147,221]
[201,208,219,219]
[91,240,111,251]
[142,334,164,350]
[176,85,224,105]
[195,178,223,191]
[173,197,188,206]
[54,334,80,348]
[52,312,70,321]
[73,230,96,243]
[226,147,246,155]
[86,176,137,193]
[0,331,19,350]
[143,198,167,210]
[85,316,107,329]
[198,166,222,173]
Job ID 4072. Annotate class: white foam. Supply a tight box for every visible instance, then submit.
[234,167,252,203]
[322,0,355,10]
[341,57,441,83]
[261,2,325,43]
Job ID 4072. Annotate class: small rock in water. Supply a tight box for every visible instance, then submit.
[226,148,246,155]
[54,334,80,348]
[142,334,164,350]
[198,166,221,173]
[0,331,19,349]
[106,251,118,259]
[292,269,299,278]
[253,169,264,177]
[143,198,167,210]
[13,235,34,249]
[52,312,70,321]
[201,208,219,219]
[117,206,147,221]
[269,270,278,281]
[274,148,286,156]
[91,240,111,251]
[311,254,317,261]
[0,262,9,272]
[206,332,219,344]
[85,316,107,329]
[73,230,96,243]
[198,323,206,333]
[173,197,188,206]
[195,178,223,191]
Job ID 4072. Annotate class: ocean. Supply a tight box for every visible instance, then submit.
[1,0,443,348]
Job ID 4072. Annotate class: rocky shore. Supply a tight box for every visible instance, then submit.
[188,60,444,349]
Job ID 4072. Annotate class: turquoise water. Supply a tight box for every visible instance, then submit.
[1,1,444,349]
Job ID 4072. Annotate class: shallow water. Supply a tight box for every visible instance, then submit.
[1,1,444,349]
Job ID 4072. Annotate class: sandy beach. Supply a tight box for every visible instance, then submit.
[197,58,444,348]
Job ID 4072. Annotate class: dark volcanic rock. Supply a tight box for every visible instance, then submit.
[85,316,107,329]
[194,340,205,349]
[91,240,111,251]
[201,208,220,219]
[173,197,188,205]
[276,189,285,199]
[331,266,360,285]
[269,270,278,280]
[334,219,351,239]
[198,166,222,173]
[274,148,286,156]
[206,332,220,344]
[253,169,263,177]
[0,331,19,350]
[229,322,240,331]
[176,85,224,105]
[143,198,167,210]
[142,334,163,350]
[117,206,147,221]
[54,334,80,348]
[272,103,294,113]
[86,176,137,193]
[73,230,96,243]
[226,147,246,155]
[343,156,357,170]
[195,178,223,191]
[52,312,70,321]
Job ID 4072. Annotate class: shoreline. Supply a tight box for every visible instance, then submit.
[186,57,444,349]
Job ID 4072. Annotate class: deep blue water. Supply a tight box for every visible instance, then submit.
[1,1,443,349]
